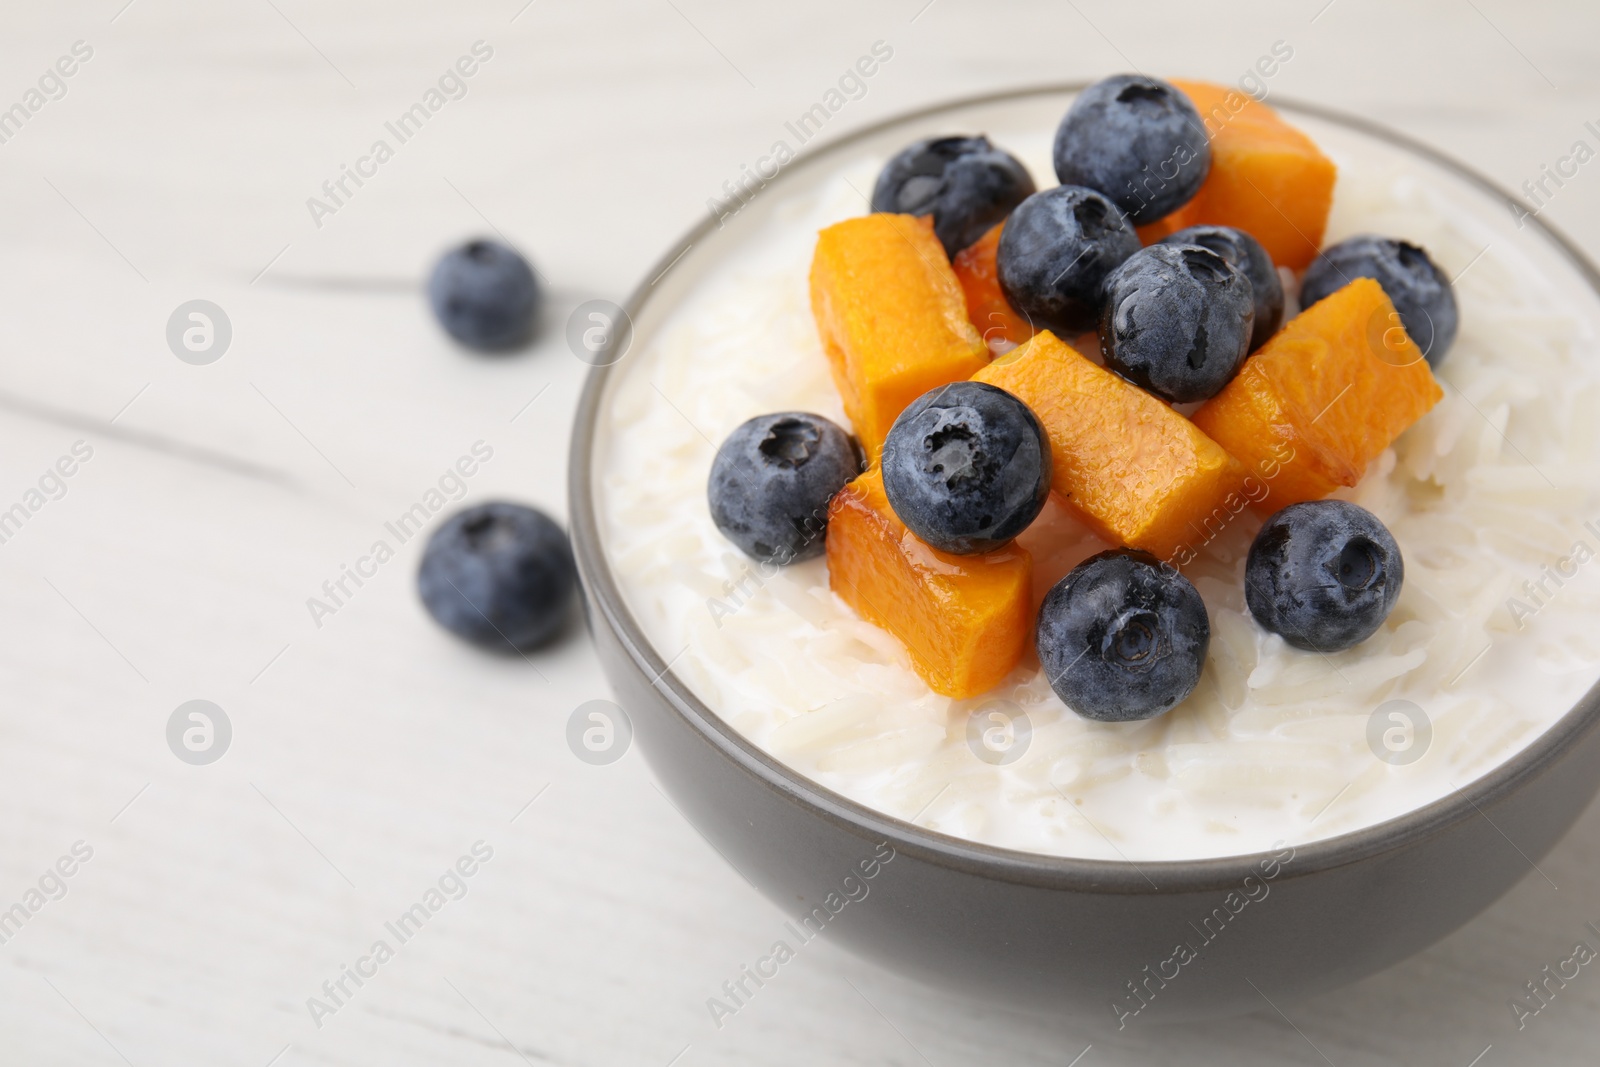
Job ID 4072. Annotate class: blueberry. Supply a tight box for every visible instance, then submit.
[708,412,863,563]
[1098,244,1255,403]
[1035,550,1210,722]
[417,502,576,652]
[1053,75,1211,223]
[871,136,1037,257]
[880,381,1051,555]
[1300,235,1459,365]
[1245,500,1404,652]
[1162,224,1284,351]
[997,185,1140,335]
[428,239,541,350]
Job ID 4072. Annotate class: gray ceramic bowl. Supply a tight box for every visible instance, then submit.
[568,85,1600,1023]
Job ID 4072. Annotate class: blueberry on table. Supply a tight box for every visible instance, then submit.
[1299,235,1458,365]
[1036,549,1210,722]
[708,412,863,564]
[880,381,1051,555]
[871,135,1037,258]
[1162,224,1284,351]
[418,502,576,652]
[1245,500,1404,652]
[1098,243,1255,403]
[1052,74,1211,224]
[997,185,1140,335]
[428,238,541,350]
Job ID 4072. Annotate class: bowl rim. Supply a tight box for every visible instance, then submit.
[568,81,1600,894]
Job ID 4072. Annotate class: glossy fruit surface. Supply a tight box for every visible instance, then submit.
[827,468,1032,698]
[810,213,988,455]
[997,185,1140,335]
[1192,278,1443,506]
[1245,500,1404,651]
[1036,549,1210,722]
[1053,74,1211,223]
[708,412,863,563]
[1098,243,1255,403]
[871,135,1036,257]
[974,331,1245,562]
[1162,223,1284,350]
[1300,235,1459,364]
[951,222,1037,350]
[881,381,1051,555]
[1141,80,1337,270]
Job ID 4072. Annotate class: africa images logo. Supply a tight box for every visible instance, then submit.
[1112,841,1296,1029]
[304,41,495,229]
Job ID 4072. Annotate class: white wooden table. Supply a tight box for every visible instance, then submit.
[2,0,1597,1062]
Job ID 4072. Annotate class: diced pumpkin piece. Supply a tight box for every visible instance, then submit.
[1134,215,1185,245]
[1145,80,1336,270]
[951,222,1036,351]
[810,214,989,456]
[827,468,1031,698]
[1192,277,1443,505]
[974,331,1246,561]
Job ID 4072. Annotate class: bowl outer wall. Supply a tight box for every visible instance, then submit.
[567,84,1600,1020]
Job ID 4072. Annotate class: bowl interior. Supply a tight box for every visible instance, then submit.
[572,84,1600,888]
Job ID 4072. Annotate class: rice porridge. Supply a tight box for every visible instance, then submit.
[596,124,1600,862]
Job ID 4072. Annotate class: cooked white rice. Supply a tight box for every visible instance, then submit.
[597,132,1600,861]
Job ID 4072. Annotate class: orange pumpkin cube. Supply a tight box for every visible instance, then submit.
[826,468,1031,698]
[810,214,989,456]
[951,222,1036,351]
[1134,215,1185,245]
[1192,278,1444,505]
[1146,80,1337,270]
[974,331,1246,562]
